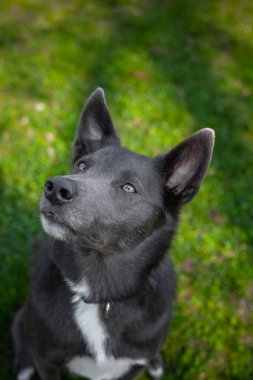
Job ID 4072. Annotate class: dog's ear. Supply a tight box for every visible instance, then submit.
[155,129,215,204]
[73,88,120,161]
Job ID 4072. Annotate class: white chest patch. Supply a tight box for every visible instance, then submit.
[66,279,146,380]
[67,279,107,362]
[67,356,146,380]
[73,296,107,362]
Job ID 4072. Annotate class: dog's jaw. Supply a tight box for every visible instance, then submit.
[40,212,106,252]
[40,213,67,241]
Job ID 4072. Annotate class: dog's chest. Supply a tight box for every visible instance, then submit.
[67,295,145,380]
[71,296,108,361]
[67,355,144,380]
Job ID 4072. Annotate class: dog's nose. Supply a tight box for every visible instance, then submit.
[44,177,77,205]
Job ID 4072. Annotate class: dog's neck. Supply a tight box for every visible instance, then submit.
[51,225,173,304]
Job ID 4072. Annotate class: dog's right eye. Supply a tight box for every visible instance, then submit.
[78,161,86,171]
[121,183,136,193]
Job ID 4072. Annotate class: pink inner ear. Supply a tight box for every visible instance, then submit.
[85,117,104,141]
[167,145,205,193]
[167,158,198,192]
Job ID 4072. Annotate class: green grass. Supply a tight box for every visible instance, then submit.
[0,1,253,379]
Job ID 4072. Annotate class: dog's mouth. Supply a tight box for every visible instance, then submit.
[42,210,57,222]
[41,210,68,226]
[40,209,76,241]
[40,209,104,248]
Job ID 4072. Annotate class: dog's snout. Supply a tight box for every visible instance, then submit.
[45,177,77,205]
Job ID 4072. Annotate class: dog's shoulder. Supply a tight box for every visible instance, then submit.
[31,238,55,278]
[145,255,177,311]
[31,239,67,298]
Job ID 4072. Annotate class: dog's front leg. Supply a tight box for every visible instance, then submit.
[32,351,61,380]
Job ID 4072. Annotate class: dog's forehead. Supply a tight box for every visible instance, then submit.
[91,146,154,173]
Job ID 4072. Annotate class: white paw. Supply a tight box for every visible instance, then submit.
[17,367,35,380]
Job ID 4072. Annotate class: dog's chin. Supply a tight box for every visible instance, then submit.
[40,214,69,241]
[40,213,105,249]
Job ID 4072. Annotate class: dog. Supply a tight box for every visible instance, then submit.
[12,88,215,380]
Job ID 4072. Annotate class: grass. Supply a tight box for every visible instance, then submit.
[0,0,253,379]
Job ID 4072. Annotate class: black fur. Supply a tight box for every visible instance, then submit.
[12,88,214,380]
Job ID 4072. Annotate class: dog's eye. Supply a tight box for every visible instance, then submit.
[121,183,136,193]
[78,161,86,171]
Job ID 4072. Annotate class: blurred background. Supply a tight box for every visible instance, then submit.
[0,1,253,379]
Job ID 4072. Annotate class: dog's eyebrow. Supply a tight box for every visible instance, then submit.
[118,169,135,177]
[117,169,143,184]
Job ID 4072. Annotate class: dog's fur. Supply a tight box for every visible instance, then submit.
[12,88,214,380]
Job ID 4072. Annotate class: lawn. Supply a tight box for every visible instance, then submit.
[0,0,253,379]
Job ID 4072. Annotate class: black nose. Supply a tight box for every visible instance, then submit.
[44,177,77,205]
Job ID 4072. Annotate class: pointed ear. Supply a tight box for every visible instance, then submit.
[73,88,120,161]
[155,129,215,204]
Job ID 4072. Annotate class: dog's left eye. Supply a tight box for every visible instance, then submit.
[121,183,136,193]
[78,161,86,171]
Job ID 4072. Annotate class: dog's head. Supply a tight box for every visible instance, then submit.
[40,88,214,253]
